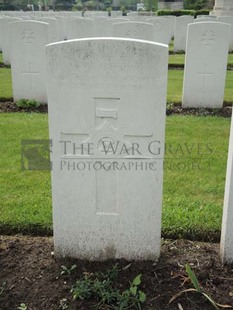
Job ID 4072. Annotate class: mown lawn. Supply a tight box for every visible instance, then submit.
[167,70,233,103]
[0,113,51,234]
[0,68,13,99]
[169,53,233,65]
[0,113,230,240]
[163,115,230,240]
[1,67,233,103]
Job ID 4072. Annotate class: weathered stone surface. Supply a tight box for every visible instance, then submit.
[46,38,168,260]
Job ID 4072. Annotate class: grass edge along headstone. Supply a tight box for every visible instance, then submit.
[220,110,233,263]
[46,37,168,261]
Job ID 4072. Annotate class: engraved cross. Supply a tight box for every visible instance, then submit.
[23,62,39,95]
[197,64,213,90]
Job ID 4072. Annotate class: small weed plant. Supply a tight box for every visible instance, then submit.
[17,303,27,310]
[60,264,77,276]
[71,265,146,309]
[170,264,232,309]
[16,99,40,109]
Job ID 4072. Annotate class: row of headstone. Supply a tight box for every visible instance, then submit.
[6,19,230,108]
[0,12,233,52]
[0,15,174,54]
[1,13,233,54]
[2,12,233,264]
[174,15,233,52]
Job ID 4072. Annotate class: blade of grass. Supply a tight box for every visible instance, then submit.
[185,264,201,293]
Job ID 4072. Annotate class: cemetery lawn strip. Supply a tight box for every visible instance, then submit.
[167,70,183,103]
[1,66,233,104]
[2,68,231,105]
[169,52,233,66]
[163,116,230,242]
[0,114,231,242]
[0,113,52,235]
[169,53,185,65]
[167,70,233,104]
[0,68,13,99]
[0,236,233,310]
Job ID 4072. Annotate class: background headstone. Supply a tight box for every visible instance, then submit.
[10,21,49,103]
[2,17,22,65]
[161,15,176,39]
[66,18,94,40]
[218,16,233,51]
[174,15,194,52]
[113,21,154,41]
[35,17,58,43]
[182,22,230,108]
[146,17,171,44]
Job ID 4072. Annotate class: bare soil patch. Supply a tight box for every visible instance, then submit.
[0,102,48,113]
[1,236,233,310]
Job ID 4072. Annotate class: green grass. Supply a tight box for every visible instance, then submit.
[169,53,233,66]
[169,53,185,65]
[0,113,52,234]
[0,68,13,99]
[167,70,184,103]
[1,67,233,103]
[167,70,233,103]
[163,115,230,240]
[0,113,231,240]
[169,40,174,52]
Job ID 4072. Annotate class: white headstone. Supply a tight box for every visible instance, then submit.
[174,15,194,52]
[220,110,233,263]
[161,15,176,39]
[10,21,49,103]
[218,16,233,51]
[94,18,113,37]
[66,18,94,40]
[2,17,22,65]
[46,37,168,260]
[146,17,171,44]
[196,15,217,19]
[113,21,154,41]
[0,17,4,51]
[194,16,218,22]
[182,22,230,108]
[36,17,58,43]
[55,16,72,40]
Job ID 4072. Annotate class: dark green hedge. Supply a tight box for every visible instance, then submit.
[0,3,19,10]
[195,9,211,16]
[157,9,210,17]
